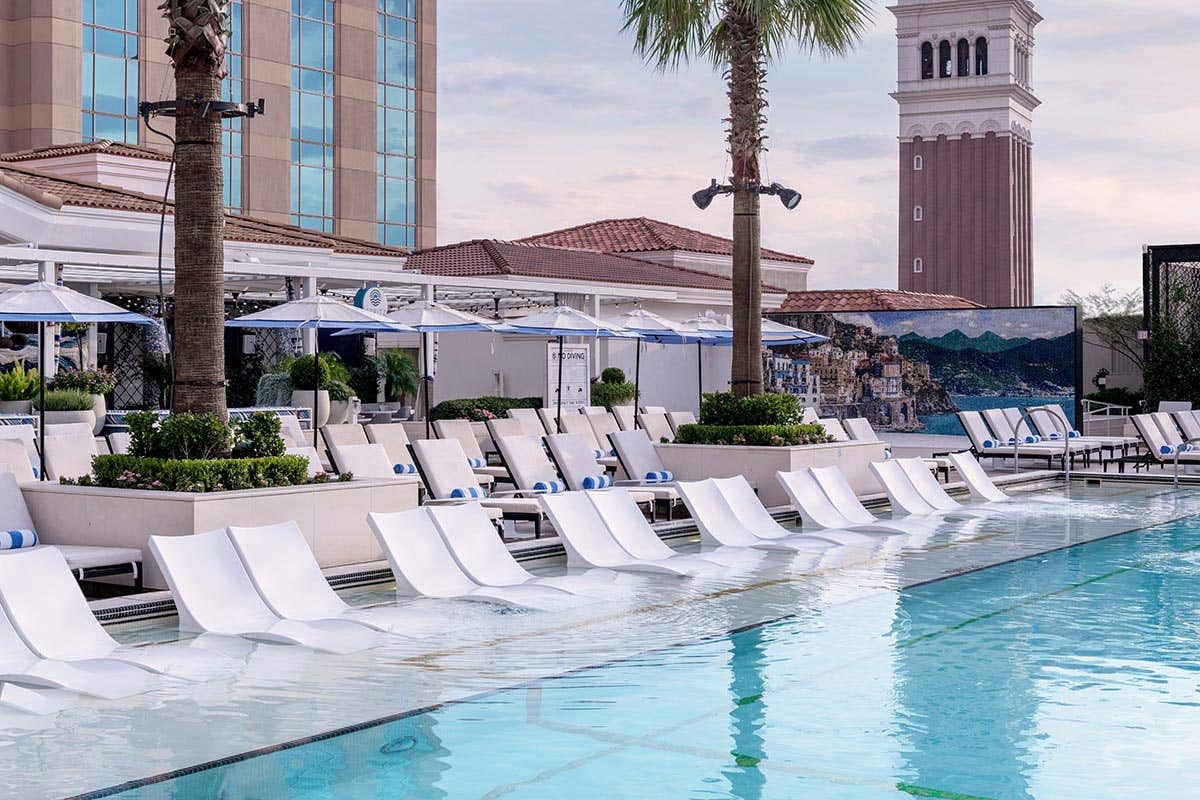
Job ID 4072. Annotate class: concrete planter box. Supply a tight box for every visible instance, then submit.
[20,477,420,590]
[655,440,888,508]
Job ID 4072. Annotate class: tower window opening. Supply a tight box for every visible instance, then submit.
[957,39,970,76]
[913,154,923,171]
[913,258,924,274]
[975,37,989,75]
[920,42,934,79]
[913,205,924,222]
[939,41,952,77]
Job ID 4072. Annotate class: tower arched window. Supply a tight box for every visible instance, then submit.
[913,154,923,171]
[913,205,923,222]
[913,258,923,274]
[938,41,952,78]
[975,37,988,75]
[920,42,933,80]
[956,38,970,76]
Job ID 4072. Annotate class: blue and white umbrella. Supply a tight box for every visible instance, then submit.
[607,309,712,423]
[226,296,414,447]
[0,281,157,480]
[504,306,639,429]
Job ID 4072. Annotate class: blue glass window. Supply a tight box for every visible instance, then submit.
[290,0,335,232]
[82,0,138,143]
[222,0,245,213]
[376,0,417,247]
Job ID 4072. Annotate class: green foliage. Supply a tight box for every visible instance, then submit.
[126,411,230,459]
[49,368,117,395]
[226,351,266,408]
[88,454,309,493]
[1085,386,1144,409]
[141,353,173,409]
[327,379,353,402]
[255,372,293,406]
[700,392,803,426]
[0,361,39,401]
[1144,287,1200,406]
[34,389,93,411]
[381,351,419,402]
[600,367,627,384]
[232,412,285,459]
[288,353,351,391]
[674,423,832,447]
[429,396,542,422]
[591,379,636,409]
[349,356,384,403]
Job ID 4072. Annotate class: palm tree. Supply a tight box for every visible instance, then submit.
[161,0,231,417]
[621,0,870,397]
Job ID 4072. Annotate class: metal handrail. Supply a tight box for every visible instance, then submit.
[1171,437,1200,488]
[1013,408,1071,482]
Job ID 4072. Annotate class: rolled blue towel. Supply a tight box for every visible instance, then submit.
[592,449,605,460]
[1068,430,1080,438]
[467,457,485,469]
[449,486,487,499]
[643,470,674,483]
[533,479,567,494]
[393,463,418,475]
[582,474,611,490]
[981,439,1001,449]
[0,529,38,550]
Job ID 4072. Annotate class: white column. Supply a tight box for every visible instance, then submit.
[85,283,100,368]
[421,283,434,411]
[38,261,58,380]
[589,294,604,381]
[301,276,317,355]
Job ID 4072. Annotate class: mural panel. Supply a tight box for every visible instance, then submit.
[766,307,1080,434]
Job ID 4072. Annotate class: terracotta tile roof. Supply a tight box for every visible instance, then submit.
[773,289,983,312]
[406,239,786,293]
[0,159,408,257]
[0,140,173,163]
[518,217,814,265]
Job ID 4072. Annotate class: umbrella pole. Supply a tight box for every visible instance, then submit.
[696,342,703,414]
[313,329,320,451]
[556,335,564,431]
[38,321,45,481]
[633,340,641,429]
[423,333,431,439]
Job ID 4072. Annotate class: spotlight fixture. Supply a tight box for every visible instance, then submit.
[691,178,802,211]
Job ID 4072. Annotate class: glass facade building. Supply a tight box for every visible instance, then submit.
[376,0,418,248]
[222,0,245,213]
[82,0,140,143]
[289,0,336,232]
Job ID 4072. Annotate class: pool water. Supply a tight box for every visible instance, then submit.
[82,484,1200,800]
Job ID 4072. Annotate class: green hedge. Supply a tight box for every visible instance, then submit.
[699,392,805,426]
[674,423,832,447]
[88,454,311,493]
[428,396,542,422]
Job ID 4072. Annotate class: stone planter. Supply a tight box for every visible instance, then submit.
[42,409,95,428]
[291,390,330,428]
[0,399,33,415]
[89,394,107,435]
[20,477,421,590]
[327,399,352,425]
[654,440,888,509]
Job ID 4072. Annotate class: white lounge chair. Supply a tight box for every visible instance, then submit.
[364,423,421,476]
[665,411,697,435]
[806,465,939,533]
[1151,411,1186,448]
[492,433,568,496]
[506,408,548,437]
[538,492,702,576]
[107,430,132,455]
[869,459,941,516]
[426,503,612,596]
[585,412,624,459]
[0,546,242,680]
[227,521,433,636]
[0,423,38,465]
[0,600,156,699]
[1174,409,1200,443]
[714,474,879,549]
[817,418,850,442]
[431,418,507,483]
[637,410,675,443]
[801,407,819,424]
[611,405,635,431]
[985,408,1097,465]
[278,414,308,449]
[675,479,847,552]
[1158,401,1192,413]
[958,410,1066,469]
[486,416,527,441]
[1027,405,1135,457]
[543,432,655,509]
[640,405,667,414]
[558,413,618,469]
[42,432,96,481]
[409,438,543,536]
[0,439,36,483]
[1130,414,1200,468]
[537,407,561,435]
[328,442,403,479]
[895,457,991,514]
[368,509,570,609]
[284,446,325,478]
[606,428,683,514]
[149,529,379,654]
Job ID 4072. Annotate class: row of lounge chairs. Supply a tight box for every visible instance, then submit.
[1127,410,1200,472]
[958,404,1137,469]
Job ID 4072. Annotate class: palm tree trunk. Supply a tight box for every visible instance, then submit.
[726,3,765,398]
[172,67,228,418]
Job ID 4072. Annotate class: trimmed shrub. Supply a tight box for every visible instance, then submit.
[591,365,636,409]
[700,392,804,426]
[674,423,832,447]
[126,411,231,460]
[33,389,93,411]
[429,396,542,422]
[232,412,286,459]
[88,454,310,493]
[600,367,626,384]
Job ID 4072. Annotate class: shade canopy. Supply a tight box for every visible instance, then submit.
[224,295,414,331]
[0,281,156,325]
[760,318,829,346]
[679,312,733,343]
[606,309,712,344]
[503,306,637,339]
[334,299,501,336]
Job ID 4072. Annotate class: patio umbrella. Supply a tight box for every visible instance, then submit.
[503,306,637,430]
[226,296,414,449]
[679,313,733,412]
[0,281,157,480]
[606,309,711,425]
[337,300,508,437]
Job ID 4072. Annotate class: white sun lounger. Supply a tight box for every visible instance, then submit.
[107,430,132,455]
[585,412,624,458]
[149,529,378,654]
[817,418,850,442]
[0,424,38,464]
[1131,415,1200,466]
[0,439,36,483]
[675,479,845,552]
[777,468,926,535]
[806,465,945,533]
[506,408,548,437]
[537,407,561,435]
[714,474,878,549]
[0,599,156,699]
[227,521,430,636]
[285,446,325,478]
[0,546,243,679]
[946,451,1009,502]
[320,424,368,464]
[586,487,759,569]
[558,414,618,469]
[431,418,506,483]
[327,442,400,480]
[895,457,991,514]
[1026,406,1133,456]
[610,405,635,431]
[538,492,702,576]
[427,503,612,596]
[665,411,697,435]
[543,433,655,508]
[606,429,682,510]
[637,411,675,444]
[868,459,942,516]
[368,509,570,609]
[364,423,421,474]
[278,414,308,449]
[42,432,97,481]
[410,438,543,535]
[492,434,567,494]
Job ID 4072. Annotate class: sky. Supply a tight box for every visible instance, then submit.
[833,308,1075,339]
[436,1,1200,304]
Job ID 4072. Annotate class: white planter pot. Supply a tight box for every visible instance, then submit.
[42,409,95,428]
[0,399,33,415]
[89,394,107,435]
[327,399,351,425]
[291,390,330,428]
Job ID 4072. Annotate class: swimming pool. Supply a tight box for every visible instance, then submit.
[17,482,1200,798]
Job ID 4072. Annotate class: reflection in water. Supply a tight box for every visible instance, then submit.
[723,626,768,800]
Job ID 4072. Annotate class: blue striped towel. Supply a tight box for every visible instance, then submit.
[533,479,567,494]
[592,449,605,460]
[643,470,673,483]
[582,474,611,490]
[0,529,38,550]
[393,463,418,475]
[467,457,485,469]
[450,486,487,499]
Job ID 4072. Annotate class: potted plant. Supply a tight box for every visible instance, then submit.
[327,379,354,425]
[0,361,39,414]
[288,353,352,428]
[590,367,637,410]
[34,389,95,427]
[50,368,118,434]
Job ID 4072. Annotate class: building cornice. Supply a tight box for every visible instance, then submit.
[888,0,1042,26]
[891,82,1041,110]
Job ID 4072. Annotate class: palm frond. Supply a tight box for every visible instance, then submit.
[754,0,875,60]
[620,0,720,70]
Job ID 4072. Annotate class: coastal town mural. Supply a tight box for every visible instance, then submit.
[765,307,1079,434]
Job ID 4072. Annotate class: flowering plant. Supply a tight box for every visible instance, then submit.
[50,368,117,395]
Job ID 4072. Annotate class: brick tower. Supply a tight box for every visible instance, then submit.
[890,0,1041,307]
